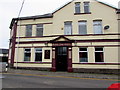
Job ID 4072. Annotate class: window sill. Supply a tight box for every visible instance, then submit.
[74,12,91,15]
[14,62,51,64]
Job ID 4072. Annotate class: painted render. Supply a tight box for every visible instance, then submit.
[9,0,120,73]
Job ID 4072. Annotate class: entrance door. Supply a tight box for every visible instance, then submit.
[56,47,68,71]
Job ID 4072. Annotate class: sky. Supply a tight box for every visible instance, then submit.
[0,0,119,49]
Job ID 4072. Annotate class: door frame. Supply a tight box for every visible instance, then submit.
[50,36,74,72]
[52,45,72,72]
[56,47,68,71]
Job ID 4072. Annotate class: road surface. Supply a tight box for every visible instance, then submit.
[2,73,119,89]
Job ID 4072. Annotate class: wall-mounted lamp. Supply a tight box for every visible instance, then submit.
[45,42,48,46]
[104,25,110,30]
[74,41,77,46]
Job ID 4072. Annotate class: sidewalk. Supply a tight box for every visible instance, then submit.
[5,68,119,80]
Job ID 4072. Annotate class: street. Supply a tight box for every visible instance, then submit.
[2,73,119,89]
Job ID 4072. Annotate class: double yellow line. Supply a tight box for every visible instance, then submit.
[2,72,120,81]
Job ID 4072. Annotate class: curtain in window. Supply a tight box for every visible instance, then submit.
[84,2,89,13]
[75,3,80,13]
[36,24,43,36]
[26,25,32,37]
[64,22,72,35]
[78,21,87,35]
[93,21,102,34]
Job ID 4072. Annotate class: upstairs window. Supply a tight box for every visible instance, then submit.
[26,25,32,37]
[95,47,104,62]
[35,48,42,62]
[64,21,72,35]
[93,21,103,34]
[36,24,43,36]
[84,2,90,13]
[24,48,31,61]
[75,2,80,13]
[78,21,87,35]
[79,47,88,62]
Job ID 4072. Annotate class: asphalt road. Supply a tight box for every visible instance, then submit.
[2,73,119,89]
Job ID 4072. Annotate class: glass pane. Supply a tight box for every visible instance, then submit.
[24,53,31,61]
[36,24,43,36]
[64,22,72,35]
[84,2,89,13]
[75,3,80,7]
[79,48,87,51]
[25,49,31,52]
[35,48,42,53]
[26,25,32,37]
[79,22,87,35]
[95,52,104,62]
[64,22,72,25]
[79,52,88,62]
[36,28,43,36]
[75,3,80,13]
[93,21,102,34]
[37,24,43,28]
[95,47,103,51]
[25,49,31,53]
[35,53,42,61]
[84,6,89,13]
[57,47,67,55]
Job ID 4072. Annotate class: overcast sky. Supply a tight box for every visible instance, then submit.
[0,0,119,49]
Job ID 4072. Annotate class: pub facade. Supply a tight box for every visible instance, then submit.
[9,0,120,74]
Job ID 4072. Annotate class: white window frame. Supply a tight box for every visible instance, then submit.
[24,48,31,62]
[36,24,43,36]
[93,21,103,34]
[75,2,80,13]
[35,48,42,62]
[25,25,32,37]
[95,47,104,63]
[64,21,72,35]
[79,47,88,63]
[78,21,87,35]
[84,2,90,13]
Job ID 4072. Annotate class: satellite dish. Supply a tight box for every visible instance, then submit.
[104,25,110,30]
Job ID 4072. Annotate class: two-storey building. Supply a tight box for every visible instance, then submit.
[9,0,120,74]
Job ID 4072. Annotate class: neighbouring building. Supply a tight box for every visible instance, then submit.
[9,0,120,74]
[0,49,8,62]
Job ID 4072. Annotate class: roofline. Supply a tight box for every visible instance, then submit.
[9,13,53,29]
[10,0,118,29]
[96,0,118,10]
[52,0,118,14]
[52,0,73,14]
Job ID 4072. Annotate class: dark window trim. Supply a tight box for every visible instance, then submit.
[15,45,120,49]
[74,12,91,15]
[83,1,90,3]
[14,62,51,64]
[78,20,87,22]
[75,2,81,4]
[72,63,120,65]
[17,22,53,26]
[93,19,102,21]
[16,33,120,38]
